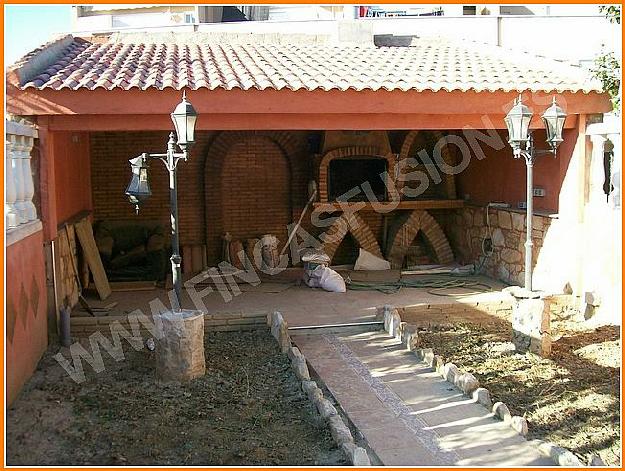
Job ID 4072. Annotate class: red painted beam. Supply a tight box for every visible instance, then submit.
[46,112,578,132]
[8,85,612,119]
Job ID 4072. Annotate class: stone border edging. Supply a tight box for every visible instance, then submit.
[267,311,371,467]
[380,304,588,467]
[69,311,268,337]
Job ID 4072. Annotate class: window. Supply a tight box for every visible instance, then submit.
[463,6,477,15]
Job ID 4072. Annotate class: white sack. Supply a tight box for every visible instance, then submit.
[354,248,391,271]
[319,267,346,293]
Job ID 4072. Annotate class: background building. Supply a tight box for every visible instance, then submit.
[70,4,620,67]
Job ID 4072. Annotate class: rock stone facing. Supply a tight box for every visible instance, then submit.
[155,310,206,382]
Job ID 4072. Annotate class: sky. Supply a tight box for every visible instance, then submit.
[5,5,73,66]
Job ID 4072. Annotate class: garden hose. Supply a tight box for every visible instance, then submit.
[345,274,493,296]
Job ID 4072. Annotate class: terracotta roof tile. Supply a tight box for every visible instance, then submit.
[13,35,602,94]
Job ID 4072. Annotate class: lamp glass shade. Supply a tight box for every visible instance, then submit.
[504,97,533,151]
[541,97,567,150]
[125,154,151,208]
[171,92,198,150]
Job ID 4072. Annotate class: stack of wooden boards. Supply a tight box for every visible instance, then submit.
[56,217,111,309]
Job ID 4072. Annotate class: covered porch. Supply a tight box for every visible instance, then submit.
[7,32,614,337]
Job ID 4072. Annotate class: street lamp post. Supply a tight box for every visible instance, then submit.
[504,95,567,292]
[125,92,198,311]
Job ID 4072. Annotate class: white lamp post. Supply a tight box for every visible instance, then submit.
[504,95,566,292]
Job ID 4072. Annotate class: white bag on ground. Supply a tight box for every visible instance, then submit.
[304,265,325,288]
[319,267,346,293]
[354,248,391,271]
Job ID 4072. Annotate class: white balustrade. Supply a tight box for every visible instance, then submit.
[5,119,39,234]
[5,136,19,229]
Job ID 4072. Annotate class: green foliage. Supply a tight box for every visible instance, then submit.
[599,5,621,24]
[593,6,621,112]
[593,51,621,112]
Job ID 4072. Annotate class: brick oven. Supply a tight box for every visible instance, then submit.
[316,131,398,204]
[314,130,456,267]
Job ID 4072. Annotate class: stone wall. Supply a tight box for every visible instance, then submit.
[443,205,553,287]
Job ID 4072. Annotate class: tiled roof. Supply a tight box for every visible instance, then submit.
[12,34,603,94]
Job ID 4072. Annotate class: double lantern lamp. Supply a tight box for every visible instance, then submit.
[124,92,198,309]
[503,94,567,292]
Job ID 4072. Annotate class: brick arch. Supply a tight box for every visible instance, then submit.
[204,131,297,263]
[386,210,454,268]
[398,131,457,199]
[318,145,396,202]
[320,212,383,263]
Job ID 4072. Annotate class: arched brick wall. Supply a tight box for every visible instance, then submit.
[204,131,302,263]
[386,209,454,268]
[398,131,457,199]
[320,212,383,262]
[318,146,397,203]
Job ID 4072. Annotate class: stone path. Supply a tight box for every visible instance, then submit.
[293,330,554,467]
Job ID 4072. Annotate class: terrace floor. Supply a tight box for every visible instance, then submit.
[80,272,511,328]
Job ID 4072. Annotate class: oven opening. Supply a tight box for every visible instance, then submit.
[328,158,388,202]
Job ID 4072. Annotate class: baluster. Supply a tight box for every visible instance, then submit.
[5,136,19,228]
[10,135,27,224]
[21,135,37,222]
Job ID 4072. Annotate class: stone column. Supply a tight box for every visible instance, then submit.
[5,136,19,229]
[155,310,206,382]
[509,289,552,357]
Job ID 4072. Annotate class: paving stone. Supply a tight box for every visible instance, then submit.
[589,454,606,466]
[422,348,434,366]
[341,442,371,465]
[511,416,528,436]
[292,357,310,381]
[277,323,291,353]
[328,415,353,445]
[301,379,318,396]
[288,346,304,362]
[472,387,493,409]
[456,372,479,395]
[351,446,371,466]
[493,401,512,422]
[315,397,338,419]
[443,362,459,383]
[537,441,583,466]
[434,355,445,374]
[402,324,420,351]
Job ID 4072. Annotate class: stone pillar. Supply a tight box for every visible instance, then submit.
[510,290,551,357]
[155,310,206,382]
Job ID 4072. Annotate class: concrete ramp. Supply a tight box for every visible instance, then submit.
[293,330,554,467]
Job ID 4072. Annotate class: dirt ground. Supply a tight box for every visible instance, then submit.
[7,330,346,466]
[419,316,621,466]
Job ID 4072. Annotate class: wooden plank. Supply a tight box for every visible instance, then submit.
[56,226,79,308]
[74,218,111,300]
[312,199,465,212]
[110,280,156,292]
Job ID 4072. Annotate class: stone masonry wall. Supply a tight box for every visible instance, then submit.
[442,205,553,287]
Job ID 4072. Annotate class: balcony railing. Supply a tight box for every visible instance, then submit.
[6,118,41,245]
